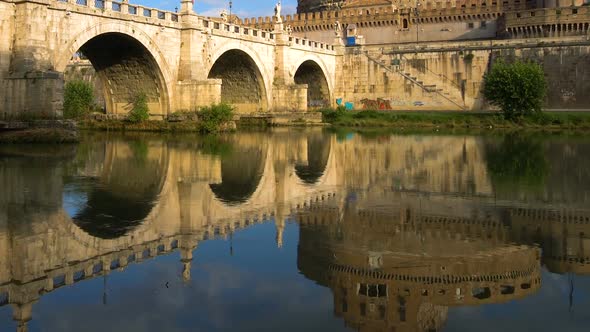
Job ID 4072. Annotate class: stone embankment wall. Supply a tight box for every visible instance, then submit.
[334,37,590,111]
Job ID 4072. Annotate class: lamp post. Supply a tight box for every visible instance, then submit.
[229,1,233,24]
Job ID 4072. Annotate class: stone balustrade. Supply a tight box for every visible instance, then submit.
[288,36,336,52]
[51,0,180,26]
[201,19,276,44]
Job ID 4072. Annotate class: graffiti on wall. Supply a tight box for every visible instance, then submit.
[309,99,329,108]
[360,97,408,109]
[361,98,392,110]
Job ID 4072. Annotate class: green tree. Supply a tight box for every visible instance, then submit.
[128,92,150,123]
[483,60,546,119]
[63,80,95,119]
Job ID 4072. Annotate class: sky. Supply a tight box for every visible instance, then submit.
[141,0,299,19]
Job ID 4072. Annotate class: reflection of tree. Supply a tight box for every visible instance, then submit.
[129,140,148,165]
[485,133,549,192]
[198,135,233,157]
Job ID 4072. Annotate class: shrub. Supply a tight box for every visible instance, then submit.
[321,106,346,122]
[483,60,547,120]
[128,92,150,123]
[63,80,95,119]
[198,103,234,133]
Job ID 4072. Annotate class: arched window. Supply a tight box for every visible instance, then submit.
[402,18,409,29]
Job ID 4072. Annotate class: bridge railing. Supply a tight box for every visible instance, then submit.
[57,0,179,24]
[201,19,276,43]
[288,36,335,52]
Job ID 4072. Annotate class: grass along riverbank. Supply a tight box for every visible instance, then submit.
[321,109,590,130]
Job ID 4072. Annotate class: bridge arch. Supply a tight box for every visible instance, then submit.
[291,55,333,109]
[209,139,269,205]
[295,131,332,185]
[60,138,171,248]
[55,22,173,116]
[207,42,271,113]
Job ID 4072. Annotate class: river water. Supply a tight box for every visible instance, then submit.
[0,129,589,331]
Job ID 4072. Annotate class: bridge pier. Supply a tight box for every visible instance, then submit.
[174,1,224,112]
[272,28,309,112]
[1,0,63,119]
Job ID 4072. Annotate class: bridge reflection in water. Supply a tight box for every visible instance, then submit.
[0,129,589,331]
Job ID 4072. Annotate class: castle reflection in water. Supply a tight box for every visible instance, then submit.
[1,129,589,331]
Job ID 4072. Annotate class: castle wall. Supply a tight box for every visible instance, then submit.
[298,20,498,45]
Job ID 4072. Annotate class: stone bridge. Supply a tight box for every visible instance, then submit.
[0,0,338,117]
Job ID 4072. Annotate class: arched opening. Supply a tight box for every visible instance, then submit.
[68,33,168,117]
[295,132,331,185]
[209,144,266,205]
[207,49,268,113]
[402,19,409,29]
[64,139,169,239]
[294,60,330,109]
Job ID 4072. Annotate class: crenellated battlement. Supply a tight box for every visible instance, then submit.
[240,0,531,31]
[501,6,590,37]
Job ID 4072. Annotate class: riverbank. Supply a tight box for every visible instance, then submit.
[0,128,79,144]
[321,109,590,130]
[78,119,219,132]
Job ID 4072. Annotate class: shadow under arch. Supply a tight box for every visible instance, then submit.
[65,139,169,239]
[295,132,331,185]
[294,59,330,109]
[209,140,268,205]
[73,32,169,115]
[207,49,268,113]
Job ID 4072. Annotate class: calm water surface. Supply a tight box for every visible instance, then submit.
[1,129,590,332]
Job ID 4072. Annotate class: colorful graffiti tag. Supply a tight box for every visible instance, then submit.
[360,98,392,110]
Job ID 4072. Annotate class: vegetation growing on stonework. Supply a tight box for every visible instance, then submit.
[128,92,150,123]
[63,80,95,119]
[483,60,547,120]
[198,103,235,133]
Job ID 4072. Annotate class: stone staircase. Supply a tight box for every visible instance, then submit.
[364,51,469,110]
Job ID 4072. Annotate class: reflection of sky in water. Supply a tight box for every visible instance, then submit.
[2,221,590,331]
[62,183,89,219]
[0,223,344,332]
[447,269,590,331]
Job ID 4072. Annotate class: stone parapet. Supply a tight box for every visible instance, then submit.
[49,0,180,28]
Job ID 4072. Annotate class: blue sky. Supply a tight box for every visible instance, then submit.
[141,0,299,18]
